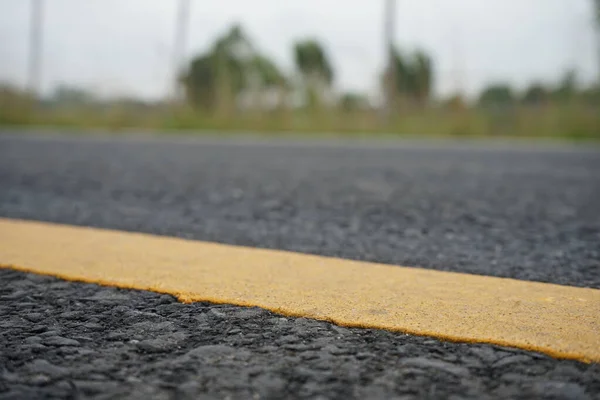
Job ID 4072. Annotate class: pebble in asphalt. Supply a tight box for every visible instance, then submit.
[1,270,598,400]
[0,133,599,399]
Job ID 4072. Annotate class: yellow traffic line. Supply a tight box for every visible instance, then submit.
[0,217,599,363]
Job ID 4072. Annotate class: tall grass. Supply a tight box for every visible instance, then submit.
[1,88,598,140]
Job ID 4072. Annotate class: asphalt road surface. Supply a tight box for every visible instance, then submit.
[0,132,599,399]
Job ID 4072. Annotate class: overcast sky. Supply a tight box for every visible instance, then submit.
[0,0,597,100]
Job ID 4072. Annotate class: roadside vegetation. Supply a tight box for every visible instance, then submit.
[2,10,600,141]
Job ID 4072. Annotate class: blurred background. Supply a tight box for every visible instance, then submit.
[1,0,599,139]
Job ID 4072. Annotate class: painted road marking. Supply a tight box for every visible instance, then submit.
[0,217,598,362]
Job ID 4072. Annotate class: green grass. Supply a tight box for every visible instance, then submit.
[1,92,598,143]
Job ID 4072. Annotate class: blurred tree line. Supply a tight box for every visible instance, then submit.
[478,70,600,109]
[1,0,598,139]
[179,25,436,114]
[178,23,599,116]
[178,25,346,114]
[180,25,287,114]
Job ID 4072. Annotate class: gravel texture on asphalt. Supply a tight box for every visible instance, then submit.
[1,269,599,400]
[0,132,599,399]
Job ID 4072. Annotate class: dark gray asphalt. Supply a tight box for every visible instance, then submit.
[0,132,599,399]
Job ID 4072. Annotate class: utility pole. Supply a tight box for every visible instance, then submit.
[172,0,191,103]
[595,0,600,85]
[29,0,43,99]
[451,25,465,97]
[383,0,396,124]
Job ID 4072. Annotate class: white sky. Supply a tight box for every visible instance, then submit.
[0,0,597,100]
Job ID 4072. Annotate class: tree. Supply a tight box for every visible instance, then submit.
[251,55,287,88]
[181,24,287,112]
[386,49,408,95]
[181,54,216,110]
[478,84,514,108]
[382,48,434,106]
[552,69,577,103]
[340,92,368,111]
[411,50,433,104]
[180,25,248,111]
[293,39,334,108]
[581,86,600,105]
[521,83,549,106]
[594,0,600,83]
[50,85,96,106]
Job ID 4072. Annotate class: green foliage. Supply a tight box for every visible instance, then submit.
[2,84,598,141]
[293,39,335,109]
[4,19,599,142]
[293,40,334,85]
[340,92,368,111]
[478,84,514,108]
[521,83,549,105]
[50,85,96,106]
[552,69,577,103]
[411,50,433,103]
[0,84,34,124]
[580,85,600,105]
[181,54,217,109]
[384,48,433,104]
[180,24,287,111]
[252,55,287,87]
